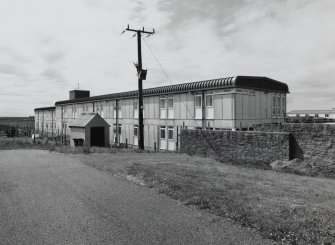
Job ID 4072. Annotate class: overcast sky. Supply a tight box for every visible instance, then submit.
[0,0,334,116]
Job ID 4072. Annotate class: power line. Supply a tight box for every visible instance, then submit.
[142,37,196,122]
[142,37,173,84]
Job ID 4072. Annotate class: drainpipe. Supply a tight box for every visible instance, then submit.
[115,99,119,146]
[232,92,237,131]
[202,91,206,129]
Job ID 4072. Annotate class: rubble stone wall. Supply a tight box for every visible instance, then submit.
[180,129,290,165]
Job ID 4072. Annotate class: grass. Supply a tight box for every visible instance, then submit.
[0,137,145,154]
[76,152,335,244]
[0,137,51,150]
[2,137,335,244]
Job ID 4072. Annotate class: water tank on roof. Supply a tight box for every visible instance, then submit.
[69,90,90,100]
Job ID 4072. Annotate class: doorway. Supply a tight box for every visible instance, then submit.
[91,127,105,147]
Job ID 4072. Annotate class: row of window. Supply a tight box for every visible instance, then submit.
[61,93,285,120]
[39,122,57,129]
[62,94,215,119]
[112,124,174,140]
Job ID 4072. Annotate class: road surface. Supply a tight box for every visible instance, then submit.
[0,150,275,245]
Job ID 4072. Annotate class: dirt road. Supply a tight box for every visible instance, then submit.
[0,150,275,244]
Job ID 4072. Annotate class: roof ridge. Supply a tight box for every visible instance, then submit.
[54,76,288,106]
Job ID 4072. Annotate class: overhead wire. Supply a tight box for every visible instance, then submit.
[141,36,197,122]
[142,36,173,84]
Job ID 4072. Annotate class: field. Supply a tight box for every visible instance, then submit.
[0,117,34,127]
[0,117,34,137]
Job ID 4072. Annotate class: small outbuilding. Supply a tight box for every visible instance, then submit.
[69,113,110,147]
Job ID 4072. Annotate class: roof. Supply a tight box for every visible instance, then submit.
[34,106,56,111]
[69,113,110,128]
[55,76,289,105]
[288,110,335,114]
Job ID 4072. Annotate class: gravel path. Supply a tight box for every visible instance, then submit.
[0,150,276,245]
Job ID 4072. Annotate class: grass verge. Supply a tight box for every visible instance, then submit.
[78,152,335,244]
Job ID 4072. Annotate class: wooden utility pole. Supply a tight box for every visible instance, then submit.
[125,25,155,150]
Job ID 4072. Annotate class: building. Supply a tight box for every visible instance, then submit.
[69,112,110,147]
[34,106,56,136]
[34,76,289,150]
[287,110,335,119]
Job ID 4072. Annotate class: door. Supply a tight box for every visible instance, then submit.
[90,127,105,147]
[167,126,175,151]
[133,125,138,146]
[160,126,167,150]
[195,95,202,119]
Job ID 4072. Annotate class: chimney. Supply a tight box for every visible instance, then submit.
[69,90,90,100]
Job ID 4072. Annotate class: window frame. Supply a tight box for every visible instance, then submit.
[160,126,166,139]
[195,95,202,107]
[160,97,166,109]
[167,97,174,108]
[168,126,174,140]
[134,124,138,137]
[205,94,213,107]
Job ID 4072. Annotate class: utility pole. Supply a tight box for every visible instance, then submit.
[125,25,155,150]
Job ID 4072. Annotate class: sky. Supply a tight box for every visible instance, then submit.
[0,0,334,116]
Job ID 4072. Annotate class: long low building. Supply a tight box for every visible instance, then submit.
[287,110,335,119]
[34,76,289,150]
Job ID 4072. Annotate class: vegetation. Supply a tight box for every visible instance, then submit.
[77,152,335,245]
[2,137,335,244]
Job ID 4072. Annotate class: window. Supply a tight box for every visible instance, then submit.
[63,107,67,117]
[325,114,329,118]
[168,126,173,140]
[113,100,121,118]
[133,100,138,118]
[73,104,77,118]
[160,98,166,109]
[195,95,202,107]
[133,100,138,110]
[205,94,214,119]
[272,95,277,118]
[277,95,281,117]
[160,97,167,119]
[205,95,213,107]
[167,97,174,119]
[168,97,173,108]
[134,125,138,136]
[100,102,104,117]
[160,126,166,139]
[107,101,113,118]
[195,95,202,119]
[282,96,286,117]
[113,124,122,134]
[315,114,319,118]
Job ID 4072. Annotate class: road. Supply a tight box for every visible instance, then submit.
[0,150,275,245]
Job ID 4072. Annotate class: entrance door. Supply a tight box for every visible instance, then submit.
[91,127,105,147]
[160,126,167,150]
[133,125,138,146]
[167,126,175,151]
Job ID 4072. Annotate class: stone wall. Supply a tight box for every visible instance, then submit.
[255,123,335,167]
[180,130,290,165]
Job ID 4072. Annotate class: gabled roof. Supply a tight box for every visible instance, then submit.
[288,110,335,115]
[69,113,110,128]
[55,76,289,105]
